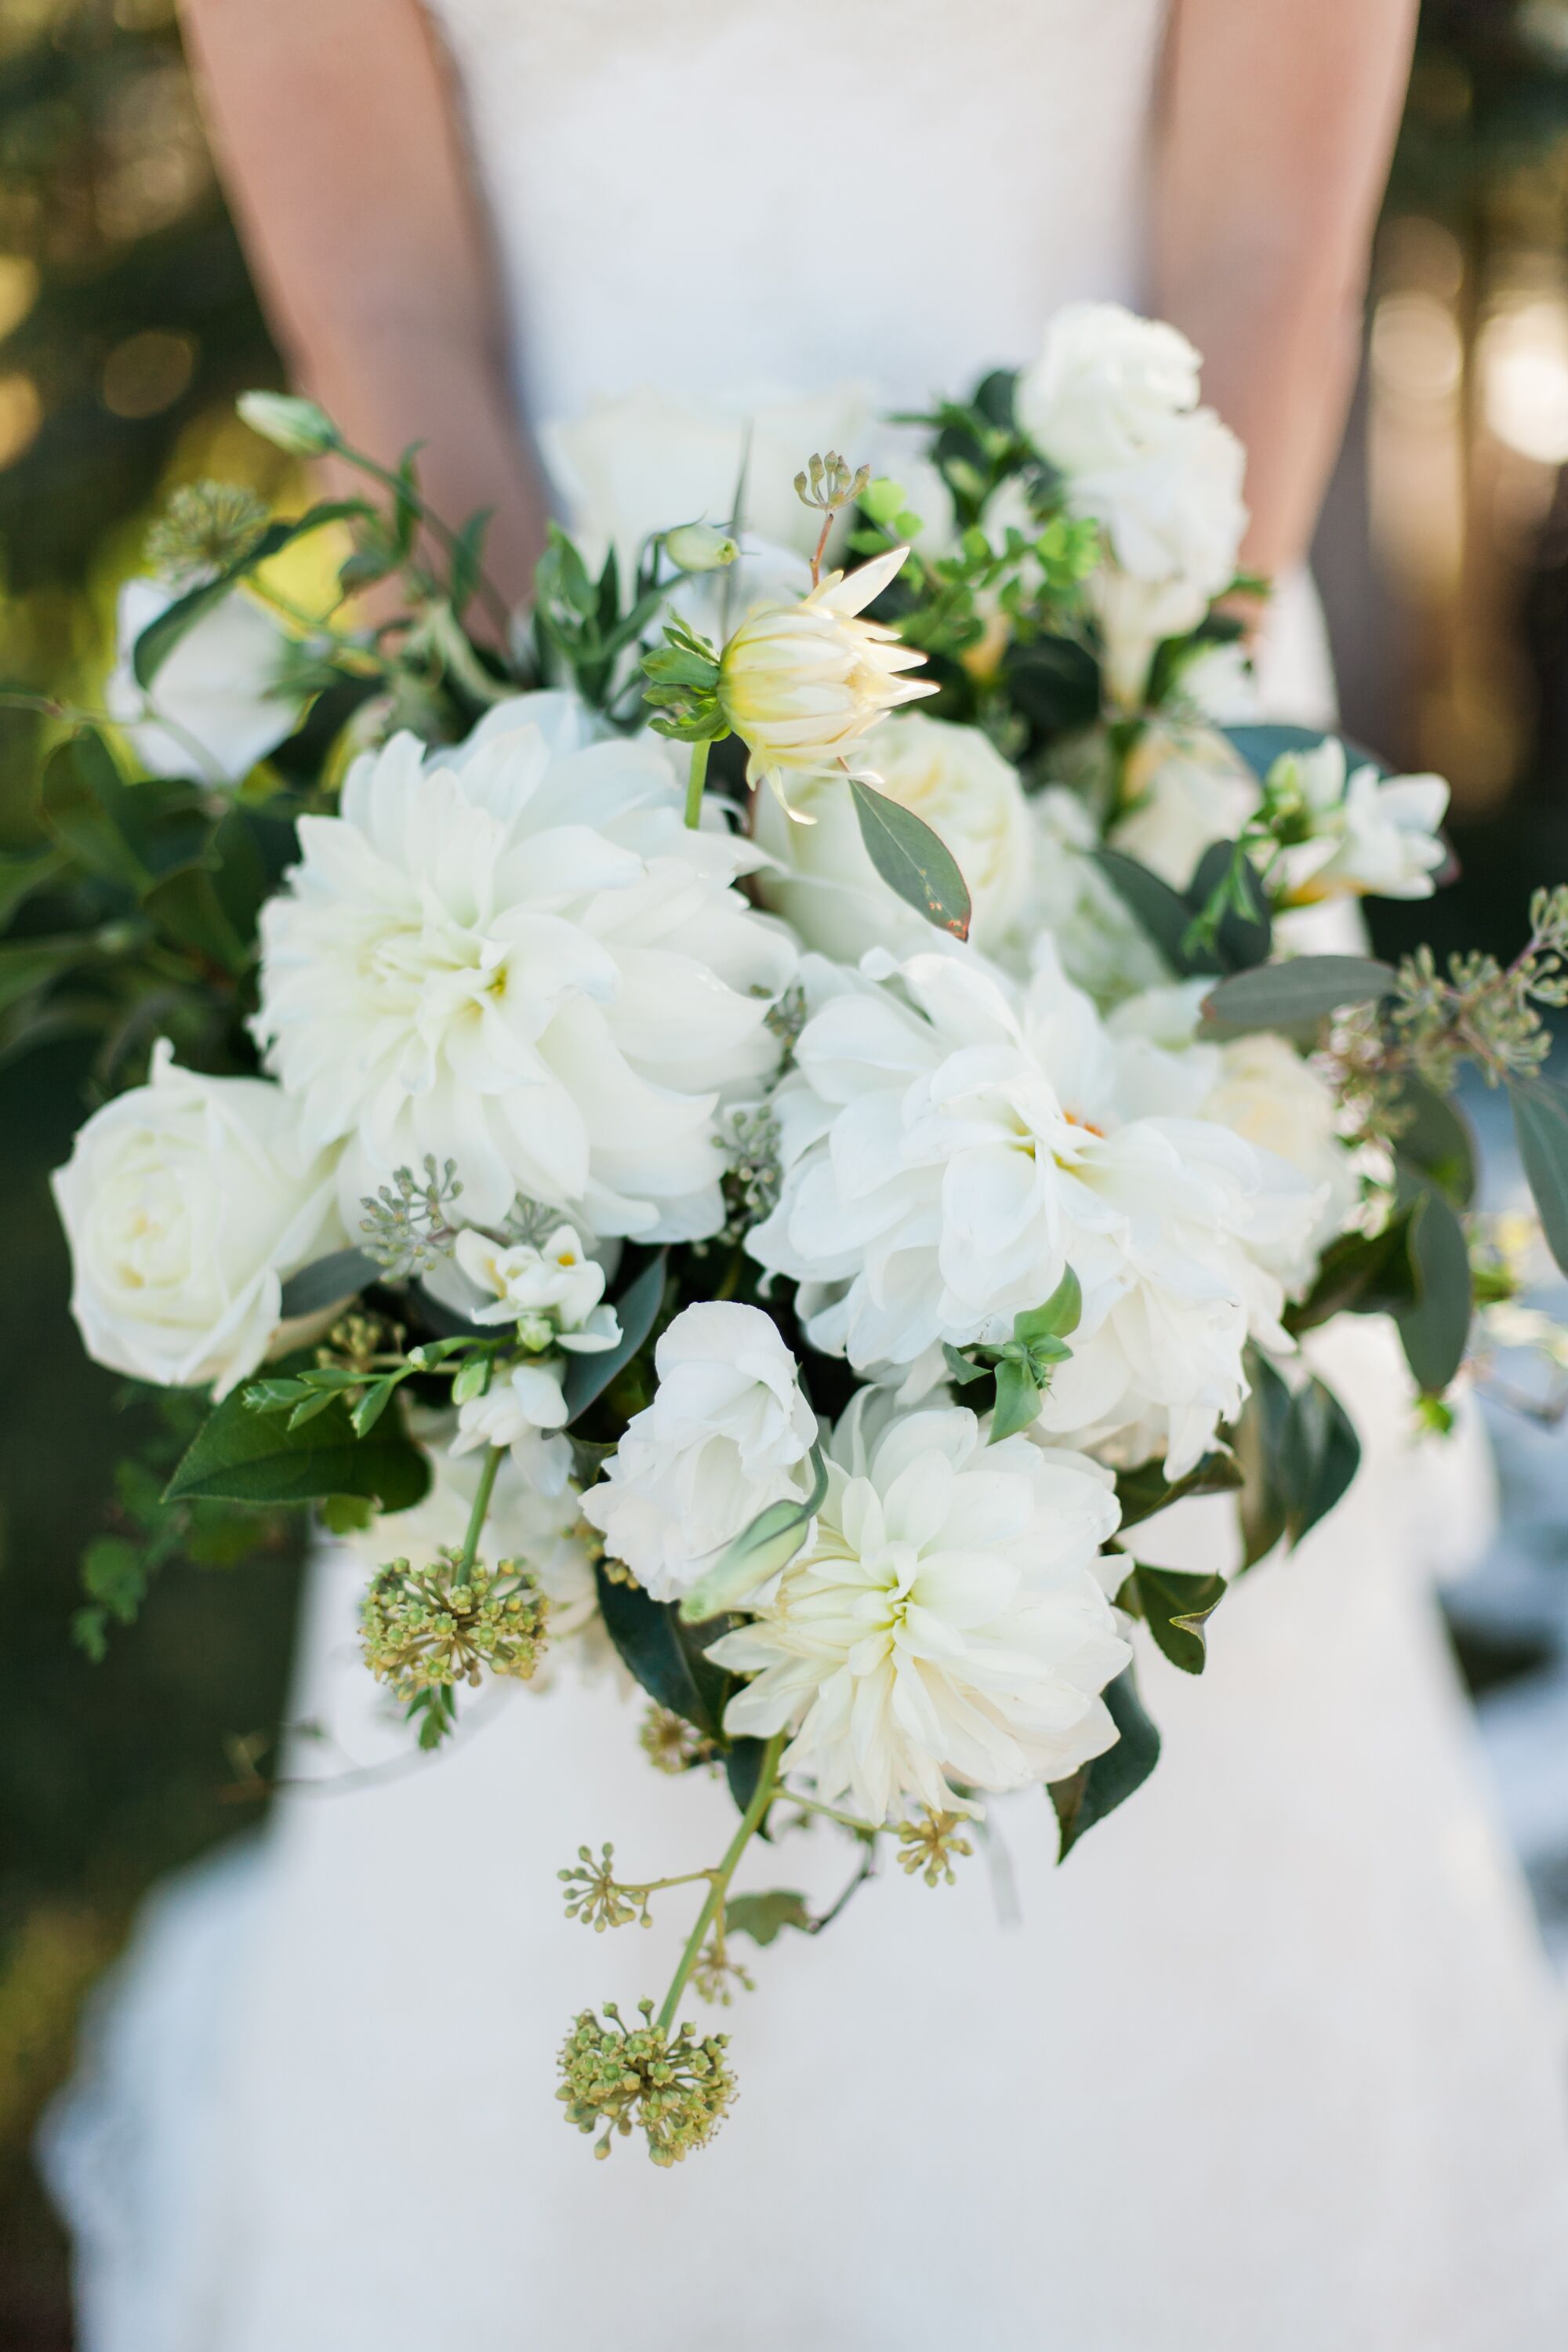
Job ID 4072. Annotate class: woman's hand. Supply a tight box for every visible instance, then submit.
[178,0,549,619]
[1155,0,1418,584]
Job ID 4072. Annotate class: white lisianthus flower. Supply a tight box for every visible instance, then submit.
[1261,739,1450,904]
[1017,303,1203,474]
[749,942,1316,1475]
[753,711,1031,961]
[51,1041,342,1396]
[450,1362,580,1494]
[252,691,795,1236]
[1109,721,1262,891]
[581,1301,817,1603]
[717,547,935,802]
[706,1397,1129,1824]
[996,786,1169,1006]
[106,579,307,783]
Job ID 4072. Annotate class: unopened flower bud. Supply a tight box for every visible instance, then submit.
[665,521,739,573]
[237,390,339,458]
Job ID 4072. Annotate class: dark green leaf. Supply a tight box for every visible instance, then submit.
[727,1889,811,1948]
[1199,953,1397,1037]
[1221,722,1391,783]
[593,1566,735,1740]
[0,845,65,927]
[1286,1210,1421,1334]
[1395,1177,1472,1393]
[1120,1561,1227,1675]
[1048,1665,1161,1860]
[278,1248,380,1318]
[1279,1374,1360,1546]
[1113,1449,1243,1532]
[999,635,1101,735]
[1232,1348,1292,1568]
[849,776,972,941]
[1388,1076,1475,1209]
[1185,840,1272,975]
[0,936,85,1012]
[724,1738,770,1817]
[38,728,149,886]
[1093,848,1214,975]
[1510,1076,1568,1277]
[140,864,249,973]
[448,506,494,618]
[562,1251,667,1421]
[131,506,360,690]
[165,1370,429,1511]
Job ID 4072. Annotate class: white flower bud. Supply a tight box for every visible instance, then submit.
[664,521,739,572]
[236,390,339,457]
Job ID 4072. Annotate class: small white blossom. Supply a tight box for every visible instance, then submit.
[51,1042,341,1396]
[707,1396,1129,1824]
[580,1301,816,1602]
[1261,739,1450,905]
[452,1225,619,1352]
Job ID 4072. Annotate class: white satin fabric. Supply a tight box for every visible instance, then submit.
[45,4,1568,2344]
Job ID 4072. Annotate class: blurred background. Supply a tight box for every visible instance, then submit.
[5,0,1568,2340]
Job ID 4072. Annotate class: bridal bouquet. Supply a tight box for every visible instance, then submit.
[19,305,1568,2168]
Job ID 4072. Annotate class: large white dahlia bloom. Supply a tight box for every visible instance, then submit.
[253,693,796,1236]
[748,942,1319,1475]
[707,1396,1129,1824]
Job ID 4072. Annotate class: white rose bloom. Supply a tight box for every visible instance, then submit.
[749,942,1316,1476]
[1263,740,1450,904]
[996,786,1170,1007]
[753,711,1031,962]
[106,578,307,784]
[717,547,935,802]
[581,1301,817,1603]
[707,1396,1129,1824]
[1109,721,1262,891]
[1017,302,1203,474]
[52,1041,341,1396]
[252,691,795,1236]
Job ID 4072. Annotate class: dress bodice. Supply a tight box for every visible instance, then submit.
[423,0,1171,426]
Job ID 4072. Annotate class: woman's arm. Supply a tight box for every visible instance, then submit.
[1153,0,1418,581]
[177,0,547,610]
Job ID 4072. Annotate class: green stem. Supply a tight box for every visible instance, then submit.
[782,1791,880,1838]
[242,577,387,678]
[339,443,513,641]
[656,1731,784,2034]
[684,735,711,829]
[455,1446,503,1588]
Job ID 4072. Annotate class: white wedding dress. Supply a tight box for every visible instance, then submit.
[45,5,1568,2347]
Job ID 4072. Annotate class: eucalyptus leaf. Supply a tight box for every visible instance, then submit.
[1509,1075,1568,1277]
[1388,1076,1475,1210]
[1199,954,1396,1036]
[165,1370,429,1511]
[594,1566,735,1740]
[561,1251,667,1421]
[849,776,971,940]
[726,1889,811,1948]
[1048,1665,1161,1861]
[278,1248,381,1319]
[1394,1177,1472,1394]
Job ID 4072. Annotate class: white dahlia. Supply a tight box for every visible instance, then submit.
[748,942,1318,1475]
[253,693,795,1236]
[707,1396,1129,1824]
[717,547,935,802]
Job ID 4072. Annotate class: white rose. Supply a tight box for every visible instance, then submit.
[1017,302,1203,474]
[580,1301,817,1602]
[1109,721,1261,891]
[106,578,307,784]
[52,1042,342,1396]
[753,710,1032,961]
[1202,1032,1358,1277]
[1080,412,1249,708]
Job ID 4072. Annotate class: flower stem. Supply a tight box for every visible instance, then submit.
[455,1445,503,1588]
[684,735,711,829]
[336,442,513,641]
[655,1731,785,2034]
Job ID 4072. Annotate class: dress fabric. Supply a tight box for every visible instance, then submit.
[43,4,1568,2346]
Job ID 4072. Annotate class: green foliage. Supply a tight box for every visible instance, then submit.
[1112,1449,1245,1532]
[1232,1353,1362,1568]
[848,775,972,941]
[1395,1174,1473,1393]
[725,1889,812,1948]
[167,1357,430,1511]
[595,1566,738,1746]
[1508,1075,1568,1278]
[1048,1665,1162,1861]
[1116,1561,1227,1675]
[561,1250,668,1422]
[1200,953,1398,1038]
[538,526,666,713]
[1093,840,1272,980]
